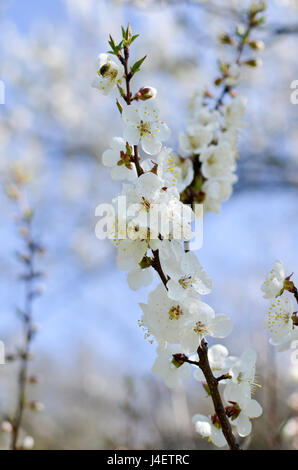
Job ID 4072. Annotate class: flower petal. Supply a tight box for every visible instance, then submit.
[244,399,263,418]
[209,314,233,338]
[127,268,153,291]
[236,413,252,437]
[141,135,162,155]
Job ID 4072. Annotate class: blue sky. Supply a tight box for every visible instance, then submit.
[4,0,66,31]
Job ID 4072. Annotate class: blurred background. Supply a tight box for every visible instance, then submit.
[0,0,298,450]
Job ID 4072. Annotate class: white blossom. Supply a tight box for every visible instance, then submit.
[199,142,235,179]
[122,101,171,155]
[179,125,213,157]
[192,414,226,448]
[266,295,296,347]
[140,283,189,345]
[222,97,247,129]
[261,260,286,299]
[123,172,193,241]
[159,240,212,301]
[179,298,233,354]
[194,344,236,382]
[92,53,122,95]
[157,147,194,193]
[225,64,241,87]
[116,239,148,271]
[229,399,263,437]
[202,175,237,214]
[127,267,153,291]
[224,349,257,405]
[225,397,262,437]
[152,345,191,389]
[102,137,137,181]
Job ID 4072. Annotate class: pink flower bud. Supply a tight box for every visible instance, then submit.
[136,86,157,101]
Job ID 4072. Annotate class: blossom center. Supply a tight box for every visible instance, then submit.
[98,63,118,81]
[267,298,292,333]
[169,305,183,320]
[179,275,193,289]
[138,120,152,137]
[194,321,209,336]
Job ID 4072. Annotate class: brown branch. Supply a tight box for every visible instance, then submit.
[11,218,37,450]
[215,20,253,110]
[293,286,298,305]
[133,145,144,177]
[197,339,240,450]
[151,250,168,289]
[117,37,168,288]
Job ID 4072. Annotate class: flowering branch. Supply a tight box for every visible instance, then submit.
[180,1,266,212]
[111,25,168,289]
[196,340,240,450]
[93,8,264,451]
[173,341,239,450]
[215,3,265,109]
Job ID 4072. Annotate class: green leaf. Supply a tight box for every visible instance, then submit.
[130,55,147,74]
[116,99,123,115]
[130,34,139,44]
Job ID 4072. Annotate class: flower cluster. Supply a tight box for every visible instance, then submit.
[262,261,298,350]
[178,3,265,214]
[193,347,262,446]
[179,91,246,213]
[112,174,194,290]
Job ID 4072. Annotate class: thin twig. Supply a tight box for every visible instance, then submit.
[9,211,43,450]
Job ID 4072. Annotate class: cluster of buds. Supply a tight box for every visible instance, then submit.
[216,2,266,88]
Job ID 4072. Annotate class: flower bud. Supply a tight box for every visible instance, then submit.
[28,375,39,384]
[22,436,34,450]
[139,256,152,269]
[225,401,241,420]
[249,1,266,16]
[136,86,157,101]
[219,33,235,46]
[211,413,221,429]
[249,40,265,51]
[243,58,262,67]
[1,421,13,433]
[172,353,187,368]
[28,401,44,412]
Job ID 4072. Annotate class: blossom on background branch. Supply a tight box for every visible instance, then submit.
[262,260,298,350]
[179,1,266,214]
[1,167,45,450]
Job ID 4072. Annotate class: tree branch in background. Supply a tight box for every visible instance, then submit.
[2,168,45,450]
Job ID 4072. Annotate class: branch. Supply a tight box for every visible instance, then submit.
[117,34,167,288]
[152,250,168,289]
[215,19,253,110]
[197,339,240,450]
[11,217,38,450]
